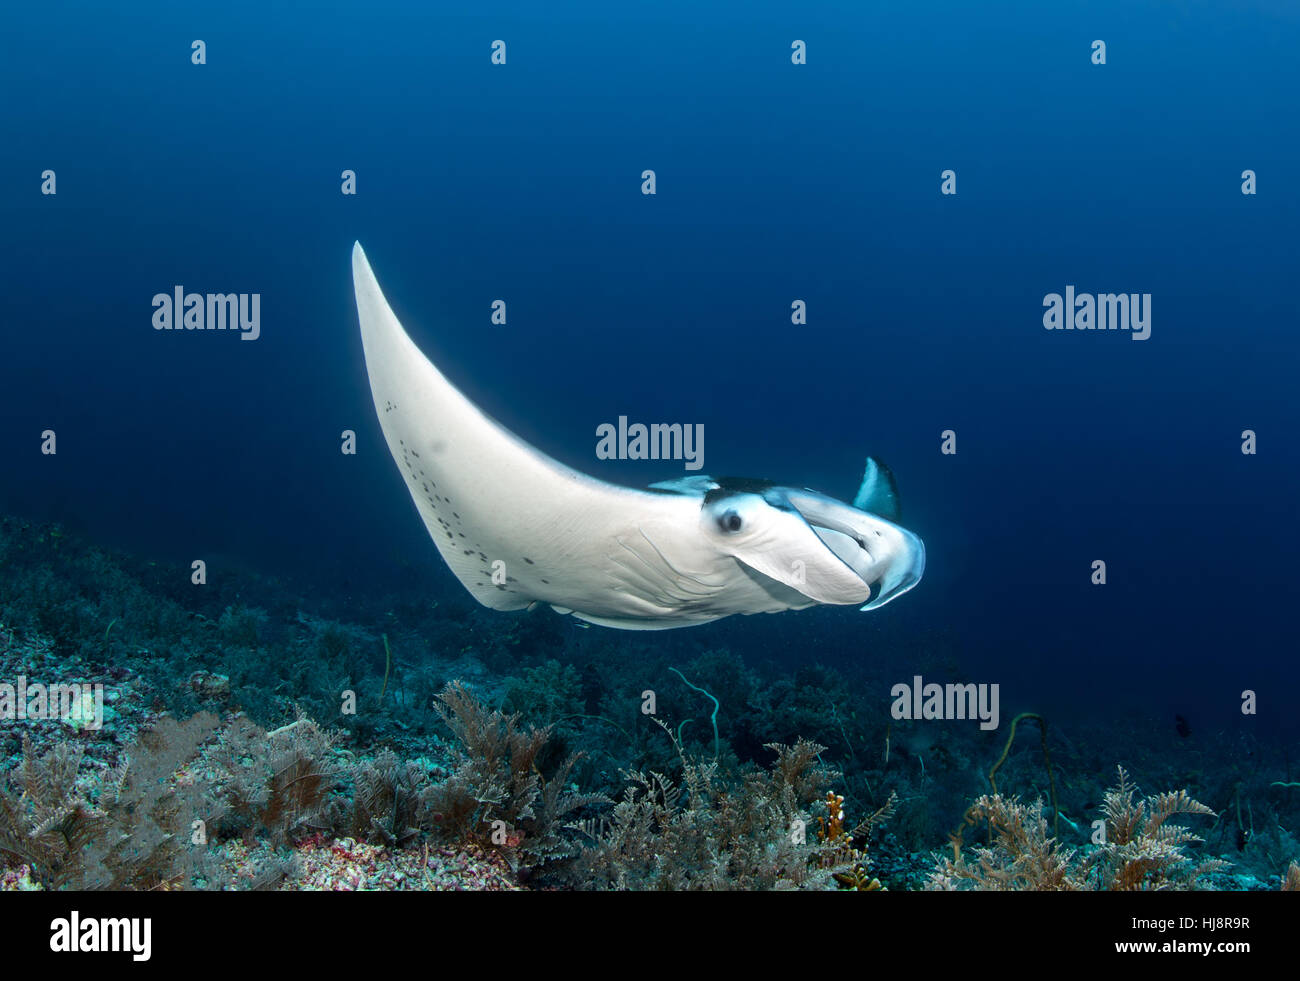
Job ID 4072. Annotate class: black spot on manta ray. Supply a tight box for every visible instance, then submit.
[523,557,535,564]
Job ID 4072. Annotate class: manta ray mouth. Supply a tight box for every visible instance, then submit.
[813,523,924,609]
[786,491,926,611]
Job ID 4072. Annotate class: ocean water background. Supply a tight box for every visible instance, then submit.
[2,1,1297,740]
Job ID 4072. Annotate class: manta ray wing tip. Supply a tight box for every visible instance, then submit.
[351,242,379,297]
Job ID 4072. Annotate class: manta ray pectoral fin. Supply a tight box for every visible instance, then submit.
[353,242,641,614]
[852,456,901,521]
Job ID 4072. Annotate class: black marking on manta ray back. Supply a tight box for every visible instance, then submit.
[523,557,535,564]
[703,477,777,505]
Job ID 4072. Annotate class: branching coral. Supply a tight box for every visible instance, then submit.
[0,738,100,889]
[1283,862,1300,891]
[571,726,887,890]
[208,715,344,846]
[930,765,1227,891]
[351,749,434,847]
[1082,766,1229,890]
[817,789,896,890]
[930,794,1082,891]
[1,712,347,890]
[0,714,223,889]
[87,713,223,889]
[427,681,609,878]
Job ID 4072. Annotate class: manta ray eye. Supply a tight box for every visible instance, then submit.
[718,510,743,533]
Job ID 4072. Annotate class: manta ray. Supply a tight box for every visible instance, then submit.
[352,242,925,630]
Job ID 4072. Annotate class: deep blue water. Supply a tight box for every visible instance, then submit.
[2,1,1297,736]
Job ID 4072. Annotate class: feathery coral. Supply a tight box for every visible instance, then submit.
[929,765,1226,891]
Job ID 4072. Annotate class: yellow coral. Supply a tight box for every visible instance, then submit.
[817,792,847,844]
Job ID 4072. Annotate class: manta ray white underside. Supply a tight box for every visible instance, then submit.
[352,242,924,629]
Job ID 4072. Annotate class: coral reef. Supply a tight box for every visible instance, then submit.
[570,729,886,890]
[929,766,1227,890]
[2,514,1297,890]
